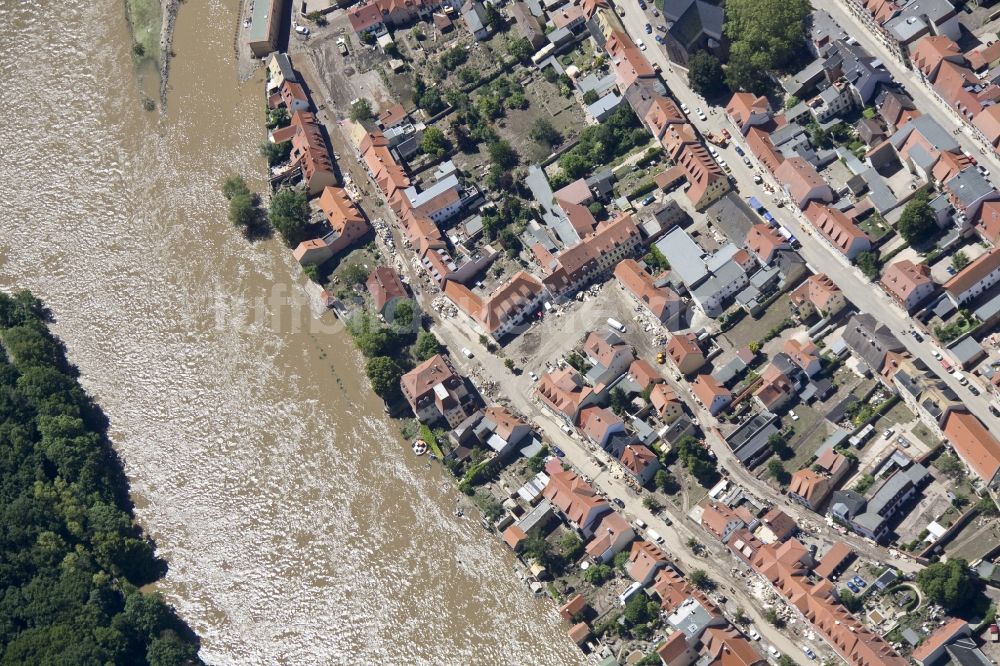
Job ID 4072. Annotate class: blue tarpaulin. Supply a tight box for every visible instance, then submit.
[748,196,763,211]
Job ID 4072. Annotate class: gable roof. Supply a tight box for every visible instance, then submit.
[881,259,933,303]
[942,410,1000,483]
[543,466,611,527]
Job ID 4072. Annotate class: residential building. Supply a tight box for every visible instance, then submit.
[542,214,642,299]
[726,93,772,136]
[614,259,684,329]
[542,462,612,536]
[803,202,872,260]
[650,384,683,424]
[629,358,663,392]
[943,247,1000,306]
[399,354,471,427]
[579,405,625,448]
[788,468,836,511]
[881,259,935,311]
[789,273,848,320]
[248,0,287,57]
[348,0,440,34]
[537,367,599,422]
[644,96,685,140]
[666,333,705,375]
[605,30,657,90]
[274,79,309,113]
[266,52,296,92]
[844,464,930,541]
[627,540,670,585]
[730,535,907,666]
[620,442,660,485]
[656,630,700,666]
[745,224,790,265]
[943,167,1000,223]
[691,375,732,415]
[273,110,337,196]
[367,266,408,314]
[775,157,834,210]
[726,412,779,469]
[510,1,546,48]
[475,405,532,458]
[977,200,1000,244]
[702,626,765,666]
[842,313,906,378]
[293,186,370,265]
[585,511,634,563]
[700,502,745,543]
[783,338,822,377]
[444,271,546,341]
[655,229,750,317]
[753,354,805,412]
[758,508,797,543]
[582,330,635,385]
[461,0,490,39]
[942,410,1000,488]
[910,35,962,80]
[813,540,855,580]
[911,619,973,666]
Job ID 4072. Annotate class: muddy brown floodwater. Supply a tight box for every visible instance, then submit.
[0,0,583,663]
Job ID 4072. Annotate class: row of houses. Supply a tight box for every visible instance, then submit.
[696,497,908,666]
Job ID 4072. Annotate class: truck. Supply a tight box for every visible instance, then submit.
[336,36,349,55]
[607,318,626,333]
[706,131,728,147]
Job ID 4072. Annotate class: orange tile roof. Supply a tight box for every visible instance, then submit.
[579,405,623,442]
[554,178,593,207]
[911,35,961,79]
[502,524,527,549]
[783,338,820,372]
[605,30,656,88]
[703,626,765,666]
[651,567,720,615]
[803,202,869,256]
[975,104,1000,147]
[943,247,1000,298]
[911,618,969,662]
[559,592,588,620]
[645,96,685,137]
[881,259,933,304]
[614,259,681,321]
[942,410,1000,483]
[775,157,830,208]
[745,127,784,172]
[366,266,407,312]
[627,540,669,583]
[620,443,657,477]
[701,502,741,540]
[656,632,692,666]
[629,358,663,390]
[745,224,788,263]
[537,367,593,419]
[790,273,842,313]
[726,92,770,128]
[567,621,591,644]
[585,511,632,557]
[977,200,1000,243]
[692,374,731,407]
[543,466,610,527]
[400,354,462,408]
[650,383,680,416]
[813,540,854,579]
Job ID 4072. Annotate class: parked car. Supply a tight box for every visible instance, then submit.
[552,446,566,458]
[789,410,799,421]
[612,498,625,509]
[747,628,761,641]
[636,38,646,50]
[743,155,752,166]
[696,108,707,121]
[911,329,924,342]
[969,384,981,396]
[651,7,659,16]
[638,0,646,8]
[679,102,689,113]
[932,349,943,360]
[295,24,310,35]
[946,264,957,275]
[528,371,538,381]
[883,428,894,440]
[644,22,652,33]
[767,645,781,659]
[657,24,666,32]
[617,5,625,14]
[721,128,731,140]
[978,165,991,177]
[847,581,860,593]
[640,194,656,206]
[802,646,817,660]
[753,174,763,184]
[853,576,866,587]
[655,34,664,43]
[734,145,745,156]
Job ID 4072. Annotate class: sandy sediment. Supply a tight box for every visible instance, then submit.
[159,0,179,106]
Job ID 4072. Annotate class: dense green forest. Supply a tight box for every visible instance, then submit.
[0,291,201,665]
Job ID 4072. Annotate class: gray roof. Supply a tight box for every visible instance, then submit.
[947,336,984,364]
[663,415,697,444]
[462,0,487,34]
[270,53,297,82]
[667,596,717,639]
[885,0,956,43]
[726,412,779,467]
[809,10,848,49]
[842,313,905,374]
[830,490,867,519]
[526,165,579,245]
[865,463,929,519]
[578,71,619,96]
[656,228,708,286]
[587,92,623,119]
[945,638,992,666]
[712,356,748,386]
[946,167,998,208]
[974,284,1000,321]
[770,122,807,149]
[516,498,555,533]
[860,168,898,213]
[890,114,959,154]
[547,26,574,45]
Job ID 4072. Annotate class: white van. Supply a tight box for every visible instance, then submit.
[647,528,664,544]
[634,518,647,530]
[955,373,969,386]
[607,317,626,333]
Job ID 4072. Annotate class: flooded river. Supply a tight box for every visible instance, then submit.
[0,0,582,663]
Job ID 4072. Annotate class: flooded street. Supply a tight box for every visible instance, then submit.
[0,0,581,663]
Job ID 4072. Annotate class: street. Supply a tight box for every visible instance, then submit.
[614,0,1000,437]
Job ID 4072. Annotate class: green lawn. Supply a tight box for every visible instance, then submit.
[785,404,826,471]
[724,295,792,349]
[127,0,162,62]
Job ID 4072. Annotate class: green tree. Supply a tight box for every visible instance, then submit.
[623,593,659,626]
[341,263,369,285]
[855,251,880,280]
[228,193,257,229]
[507,36,534,64]
[583,89,600,105]
[687,50,726,97]
[917,559,980,612]
[951,251,971,272]
[688,569,710,589]
[778,656,795,666]
[609,387,628,415]
[222,174,250,200]
[839,589,863,612]
[420,126,451,159]
[266,106,290,129]
[260,141,291,166]
[767,459,789,485]
[724,0,810,77]
[613,550,631,571]
[414,331,444,360]
[268,188,311,246]
[655,469,679,494]
[558,531,585,561]
[530,117,563,147]
[488,139,518,169]
[391,299,415,327]
[763,608,784,627]
[350,98,373,122]
[365,356,404,400]
[504,358,515,371]
[584,563,614,585]
[897,190,937,244]
[643,494,663,512]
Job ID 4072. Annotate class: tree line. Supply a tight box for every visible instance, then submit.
[0,291,202,665]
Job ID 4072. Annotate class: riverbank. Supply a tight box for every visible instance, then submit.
[123,0,178,105]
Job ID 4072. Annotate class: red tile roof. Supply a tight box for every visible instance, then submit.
[942,410,1000,483]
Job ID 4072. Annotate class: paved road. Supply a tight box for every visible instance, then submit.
[615,0,1000,437]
